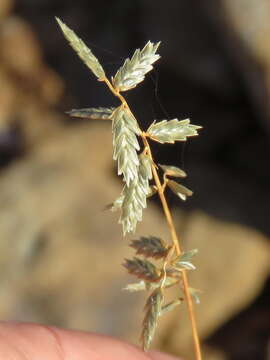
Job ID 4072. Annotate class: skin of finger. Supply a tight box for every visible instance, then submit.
[149,350,181,360]
[0,322,181,360]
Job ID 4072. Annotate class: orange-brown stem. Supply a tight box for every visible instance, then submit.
[103,75,202,360]
[142,135,202,360]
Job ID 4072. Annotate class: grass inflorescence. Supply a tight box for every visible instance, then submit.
[56,17,203,360]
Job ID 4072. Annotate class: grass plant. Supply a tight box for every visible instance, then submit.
[56,17,203,360]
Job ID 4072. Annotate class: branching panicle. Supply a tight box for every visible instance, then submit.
[56,18,203,359]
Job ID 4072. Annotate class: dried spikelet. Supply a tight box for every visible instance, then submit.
[123,280,147,292]
[67,107,114,120]
[147,119,201,144]
[174,249,198,263]
[130,236,169,259]
[159,164,187,178]
[141,289,163,351]
[108,195,124,212]
[113,41,160,92]
[112,106,141,186]
[167,180,193,201]
[189,288,201,304]
[119,153,153,234]
[172,249,198,271]
[123,257,160,282]
[55,18,105,80]
[172,262,196,271]
[159,298,183,316]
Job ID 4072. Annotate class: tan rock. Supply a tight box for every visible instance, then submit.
[0,0,13,20]
[0,16,64,146]
[223,0,270,64]
[1,16,43,77]
[0,122,168,341]
[222,0,270,114]
[155,211,270,358]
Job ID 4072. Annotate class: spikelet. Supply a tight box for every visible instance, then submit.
[119,153,153,234]
[113,41,160,92]
[147,119,201,144]
[56,18,105,79]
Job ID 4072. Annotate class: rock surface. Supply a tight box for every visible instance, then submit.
[0,14,63,151]
[0,0,13,20]
[155,211,270,358]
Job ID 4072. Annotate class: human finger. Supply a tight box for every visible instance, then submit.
[0,322,181,360]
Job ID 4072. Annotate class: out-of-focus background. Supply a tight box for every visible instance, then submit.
[0,0,270,359]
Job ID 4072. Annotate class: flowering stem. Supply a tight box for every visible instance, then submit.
[104,75,202,360]
[142,135,202,360]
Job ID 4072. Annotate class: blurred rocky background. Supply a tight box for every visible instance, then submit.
[0,0,269,359]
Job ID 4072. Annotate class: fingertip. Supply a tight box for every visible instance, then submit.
[0,322,182,360]
[149,350,182,360]
[52,326,151,360]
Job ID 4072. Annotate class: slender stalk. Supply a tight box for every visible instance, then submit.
[103,78,128,108]
[103,75,202,360]
[142,135,202,360]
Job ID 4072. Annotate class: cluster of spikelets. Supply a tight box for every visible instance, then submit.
[56,17,201,351]
[124,238,199,350]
